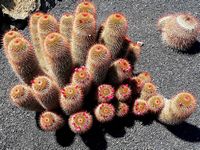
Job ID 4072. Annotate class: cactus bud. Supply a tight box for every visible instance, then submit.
[69,111,93,134]
[86,44,112,85]
[7,37,45,85]
[99,13,128,59]
[115,84,131,102]
[133,99,149,116]
[116,102,129,117]
[32,76,60,110]
[71,12,96,66]
[97,84,115,103]
[59,13,73,42]
[10,84,43,111]
[94,103,115,123]
[71,66,92,95]
[147,95,164,113]
[39,111,64,131]
[44,32,72,87]
[140,82,157,101]
[60,84,83,115]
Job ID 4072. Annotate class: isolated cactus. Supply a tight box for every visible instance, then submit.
[159,13,200,50]
[68,111,93,134]
[147,95,164,113]
[133,99,149,116]
[94,103,115,122]
[158,92,197,125]
[71,12,96,66]
[71,66,92,95]
[60,84,83,115]
[29,12,44,63]
[3,30,23,55]
[107,59,132,84]
[99,13,128,59]
[10,84,43,111]
[39,111,64,131]
[32,76,60,110]
[75,1,96,17]
[140,82,157,101]
[37,14,59,73]
[116,102,129,117]
[6,37,45,85]
[115,84,132,102]
[59,13,74,42]
[44,32,72,87]
[86,44,112,85]
[97,84,115,103]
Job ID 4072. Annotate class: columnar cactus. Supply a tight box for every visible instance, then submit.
[10,84,43,111]
[94,103,115,122]
[97,84,115,103]
[133,99,149,116]
[147,95,165,113]
[138,72,152,84]
[71,66,92,95]
[60,84,83,115]
[158,92,197,124]
[71,12,96,66]
[99,13,128,59]
[86,44,112,85]
[69,111,93,134]
[116,102,129,117]
[158,13,200,50]
[130,76,145,94]
[140,82,157,101]
[44,32,72,87]
[32,76,60,110]
[37,14,59,73]
[75,1,96,17]
[59,13,74,42]
[39,111,64,131]
[6,37,45,85]
[115,84,132,102]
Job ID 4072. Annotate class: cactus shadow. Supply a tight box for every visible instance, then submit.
[174,41,200,55]
[163,121,200,142]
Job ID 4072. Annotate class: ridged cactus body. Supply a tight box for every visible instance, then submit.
[10,84,43,111]
[39,111,64,131]
[6,37,45,85]
[60,85,83,115]
[99,13,128,59]
[71,12,96,66]
[75,1,96,17]
[44,32,72,87]
[32,76,60,110]
[69,111,93,134]
[86,44,112,85]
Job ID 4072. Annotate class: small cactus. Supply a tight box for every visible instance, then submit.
[147,95,164,113]
[29,12,44,63]
[138,71,152,84]
[75,1,96,17]
[68,111,93,134]
[133,99,149,116]
[86,44,112,85]
[59,13,74,42]
[44,32,72,87]
[116,102,129,117]
[60,84,83,115]
[97,84,115,103]
[32,76,60,110]
[159,13,200,50]
[10,84,43,111]
[6,37,45,85]
[115,84,131,102]
[94,103,115,122]
[71,12,96,66]
[99,13,128,59]
[130,76,145,94]
[39,111,64,131]
[37,14,59,73]
[140,82,157,101]
[71,66,92,95]
[107,59,132,84]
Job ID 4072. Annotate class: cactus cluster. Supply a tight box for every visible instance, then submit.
[4,1,197,138]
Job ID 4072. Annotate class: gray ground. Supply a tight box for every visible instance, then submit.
[1,0,200,149]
